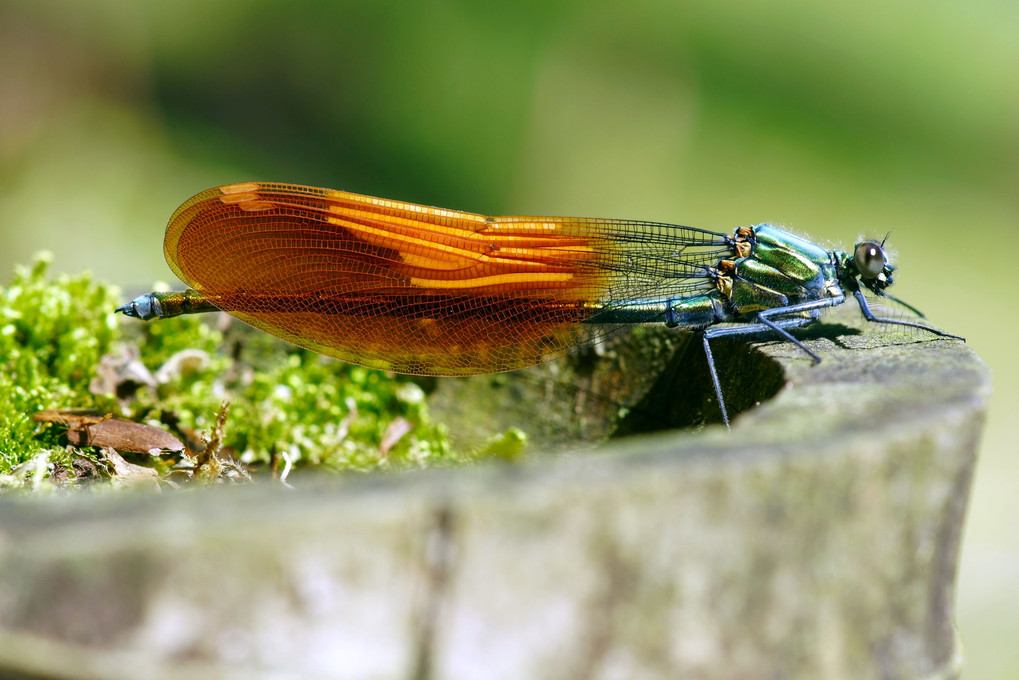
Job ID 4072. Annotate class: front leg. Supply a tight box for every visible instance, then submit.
[852,289,965,341]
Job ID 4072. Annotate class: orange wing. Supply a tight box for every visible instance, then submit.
[164,182,724,375]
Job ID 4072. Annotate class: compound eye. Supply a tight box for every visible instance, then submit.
[854,241,886,279]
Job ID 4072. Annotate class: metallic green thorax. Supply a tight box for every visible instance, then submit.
[749,226,831,285]
[721,225,839,318]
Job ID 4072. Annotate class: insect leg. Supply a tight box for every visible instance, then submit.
[755,294,847,363]
[756,315,822,363]
[702,315,817,429]
[701,334,727,428]
[852,290,965,341]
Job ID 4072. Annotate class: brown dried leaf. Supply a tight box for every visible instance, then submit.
[34,409,110,427]
[71,420,185,454]
[37,409,184,454]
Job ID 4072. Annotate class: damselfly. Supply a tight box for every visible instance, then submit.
[118,182,962,428]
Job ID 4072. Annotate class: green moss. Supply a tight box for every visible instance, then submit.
[0,253,120,469]
[472,427,528,463]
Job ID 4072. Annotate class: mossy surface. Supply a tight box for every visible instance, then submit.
[1,256,528,487]
[0,255,119,475]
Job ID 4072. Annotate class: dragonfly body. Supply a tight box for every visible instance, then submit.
[118,183,961,428]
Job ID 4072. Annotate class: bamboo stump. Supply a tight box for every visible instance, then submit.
[0,318,989,680]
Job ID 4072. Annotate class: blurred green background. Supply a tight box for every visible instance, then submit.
[0,0,1014,676]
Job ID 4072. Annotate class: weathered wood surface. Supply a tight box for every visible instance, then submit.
[0,320,989,680]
